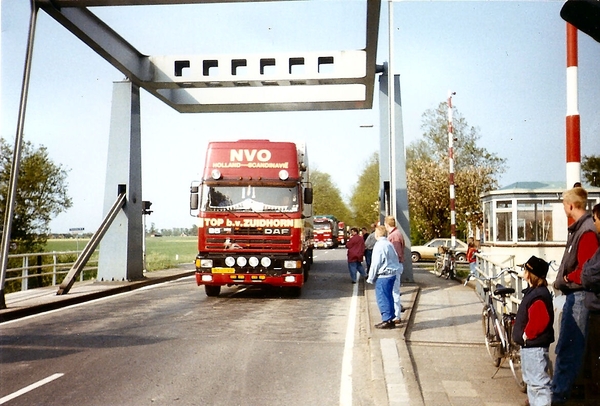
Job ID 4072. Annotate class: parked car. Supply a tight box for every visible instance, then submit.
[410,238,468,263]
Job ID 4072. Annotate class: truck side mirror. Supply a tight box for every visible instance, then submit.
[561,0,600,43]
[190,185,199,211]
[304,187,313,205]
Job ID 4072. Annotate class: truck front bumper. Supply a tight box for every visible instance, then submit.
[195,271,304,288]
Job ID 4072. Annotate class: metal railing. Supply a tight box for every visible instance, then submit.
[471,252,526,314]
[4,251,98,292]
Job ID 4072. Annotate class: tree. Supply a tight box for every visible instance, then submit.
[407,102,506,243]
[349,152,380,228]
[310,169,351,223]
[0,138,72,253]
[582,155,600,187]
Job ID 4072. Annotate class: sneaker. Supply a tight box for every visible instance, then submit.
[375,320,395,329]
[393,319,401,325]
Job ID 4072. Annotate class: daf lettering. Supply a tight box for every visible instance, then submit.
[264,228,291,235]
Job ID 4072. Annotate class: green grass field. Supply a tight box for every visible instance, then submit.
[45,235,198,271]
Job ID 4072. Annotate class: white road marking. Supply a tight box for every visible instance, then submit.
[339,281,358,406]
[0,373,64,404]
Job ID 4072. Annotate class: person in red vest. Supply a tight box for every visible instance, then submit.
[552,187,599,404]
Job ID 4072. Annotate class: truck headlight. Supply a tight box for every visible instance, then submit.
[248,257,259,267]
[200,259,213,268]
[225,256,235,267]
[261,257,272,267]
[284,260,301,269]
[237,257,247,267]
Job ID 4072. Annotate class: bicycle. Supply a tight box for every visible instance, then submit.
[464,268,526,393]
[434,246,456,279]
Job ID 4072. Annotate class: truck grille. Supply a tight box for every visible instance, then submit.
[206,238,291,245]
[204,236,292,250]
[231,227,266,236]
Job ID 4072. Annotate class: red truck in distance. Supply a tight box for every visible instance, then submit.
[313,215,339,249]
[337,221,347,246]
[190,140,314,297]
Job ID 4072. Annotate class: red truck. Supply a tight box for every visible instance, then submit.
[190,140,314,297]
[337,221,347,246]
[313,215,339,249]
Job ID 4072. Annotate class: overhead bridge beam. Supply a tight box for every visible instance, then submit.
[36,0,380,113]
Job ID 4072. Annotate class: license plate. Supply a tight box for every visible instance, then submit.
[212,267,235,274]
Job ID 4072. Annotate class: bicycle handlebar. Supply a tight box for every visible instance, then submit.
[463,267,518,286]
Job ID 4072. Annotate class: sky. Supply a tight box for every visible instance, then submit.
[2,1,600,234]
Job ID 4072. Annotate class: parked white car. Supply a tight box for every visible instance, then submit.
[410,238,468,263]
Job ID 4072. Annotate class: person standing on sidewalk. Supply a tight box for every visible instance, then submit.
[384,216,405,323]
[581,203,600,400]
[367,225,400,329]
[364,226,377,271]
[467,240,477,275]
[552,187,600,404]
[514,256,554,406]
[346,227,366,283]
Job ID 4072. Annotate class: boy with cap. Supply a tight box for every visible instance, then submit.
[514,256,555,406]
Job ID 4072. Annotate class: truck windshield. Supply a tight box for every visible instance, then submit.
[201,185,299,212]
[314,222,332,230]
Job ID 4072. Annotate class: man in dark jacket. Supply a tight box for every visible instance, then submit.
[581,203,600,400]
[346,227,366,283]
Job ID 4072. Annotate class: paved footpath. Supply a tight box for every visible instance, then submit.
[367,266,529,406]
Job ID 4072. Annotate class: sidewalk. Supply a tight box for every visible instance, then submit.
[366,265,530,406]
[0,265,195,323]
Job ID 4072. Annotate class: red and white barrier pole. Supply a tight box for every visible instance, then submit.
[448,92,456,249]
[566,23,581,188]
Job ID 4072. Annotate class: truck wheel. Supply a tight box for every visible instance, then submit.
[204,285,221,297]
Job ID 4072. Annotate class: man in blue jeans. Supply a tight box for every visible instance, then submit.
[552,187,600,404]
[346,227,366,283]
[367,225,402,329]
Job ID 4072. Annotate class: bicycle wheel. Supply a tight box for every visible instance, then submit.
[508,346,526,392]
[434,257,444,277]
[506,317,527,393]
[447,260,455,280]
[481,307,502,367]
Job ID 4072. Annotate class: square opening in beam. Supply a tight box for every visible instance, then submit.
[289,57,305,74]
[232,59,248,76]
[203,60,218,77]
[260,58,276,75]
[174,60,191,77]
[318,56,335,74]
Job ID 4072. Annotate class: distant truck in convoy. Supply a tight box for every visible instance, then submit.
[190,140,313,297]
[313,215,339,249]
[337,221,347,245]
